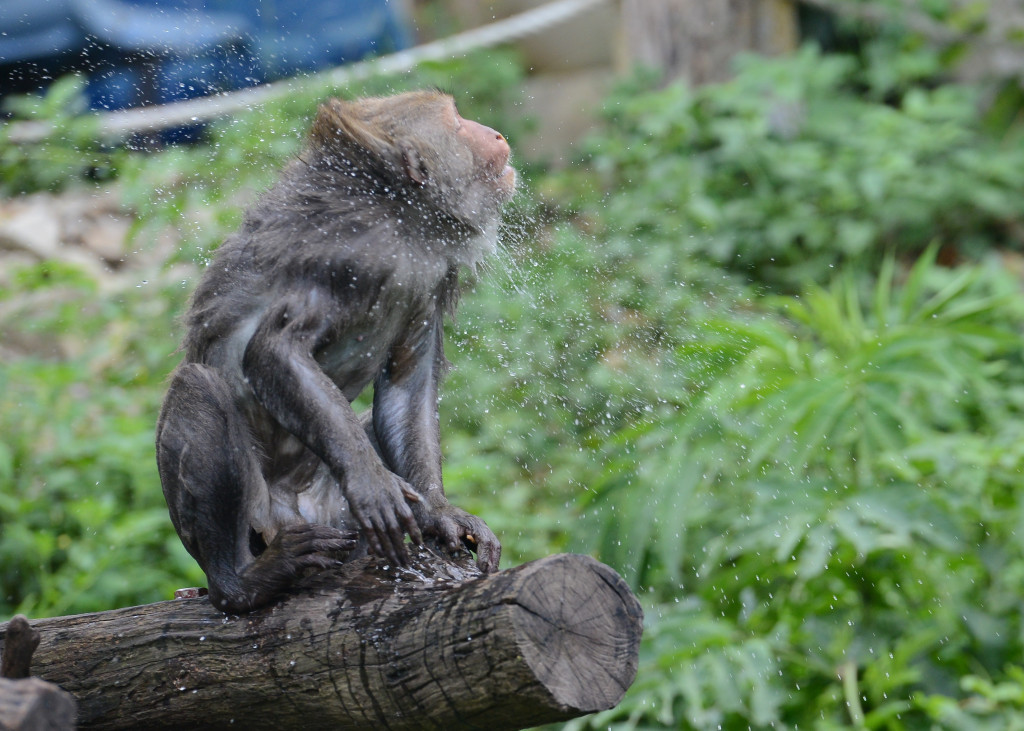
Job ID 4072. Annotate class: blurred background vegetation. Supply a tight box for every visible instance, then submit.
[3,0,1024,728]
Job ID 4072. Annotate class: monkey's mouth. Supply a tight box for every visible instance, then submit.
[494,164,516,196]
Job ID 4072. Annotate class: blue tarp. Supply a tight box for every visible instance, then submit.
[1,0,411,110]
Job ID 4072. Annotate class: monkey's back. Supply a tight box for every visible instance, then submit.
[180,165,463,400]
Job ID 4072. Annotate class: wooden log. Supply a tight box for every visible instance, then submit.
[0,551,642,730]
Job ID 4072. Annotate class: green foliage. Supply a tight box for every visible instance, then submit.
[0,76,109,194]
[552,45,1024,287]
[0,266,199,614]
[4,30,1024,731]
[565,600,786,730]
[563,249,1024,727]
[919,666,1024,729]
[450,215,1024,729]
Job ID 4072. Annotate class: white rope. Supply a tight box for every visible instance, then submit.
[5,0,609,144]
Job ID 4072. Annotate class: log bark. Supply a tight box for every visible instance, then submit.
[0,551,642,730]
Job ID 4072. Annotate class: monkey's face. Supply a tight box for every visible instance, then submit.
[401,93,517,216]
[452,105,517,203]
[312,91,517,232]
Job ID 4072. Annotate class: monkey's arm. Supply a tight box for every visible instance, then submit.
[373,314,501,572]
[241,291,423,565]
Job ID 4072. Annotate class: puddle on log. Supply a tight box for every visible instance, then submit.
[296,543,482,608]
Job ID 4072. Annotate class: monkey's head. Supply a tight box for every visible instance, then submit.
[310,91,516,235]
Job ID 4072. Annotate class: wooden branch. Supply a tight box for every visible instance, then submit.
[0,551,642,731]
[1,615,40,679]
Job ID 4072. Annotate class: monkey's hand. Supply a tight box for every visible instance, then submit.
[418,501,501,574]
[345,469,424,566]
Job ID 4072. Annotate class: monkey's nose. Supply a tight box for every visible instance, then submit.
[484,126,506,143]
[491,129,510,153]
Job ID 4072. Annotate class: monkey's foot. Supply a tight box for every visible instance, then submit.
[208,523,358,613]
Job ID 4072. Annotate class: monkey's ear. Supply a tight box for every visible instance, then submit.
[313,99,391,158]
[401,145,428,185]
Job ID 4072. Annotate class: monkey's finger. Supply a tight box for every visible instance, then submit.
[375,513,410,566]
[388,487,422,546]
[308,525,359,546]
[400,506,423,546]
[315,525,360,541]
[401,486,421,503]
[361,518,388,561]
[436,520,460,552]
[467,523,500,572]
[297,553,338,571]
[312,537,358,554]
[475,539,501,573]
[391,521,415,564]
[286,524,356,541]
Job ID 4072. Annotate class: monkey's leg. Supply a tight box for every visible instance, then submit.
[157,363,356,613]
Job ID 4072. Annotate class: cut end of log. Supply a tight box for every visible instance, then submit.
[509,553,643,713]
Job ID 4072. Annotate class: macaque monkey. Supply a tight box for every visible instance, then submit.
[156,90,514,613]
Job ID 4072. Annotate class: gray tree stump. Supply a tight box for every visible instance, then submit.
[0,551,642,730]
[0,677,77,731]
